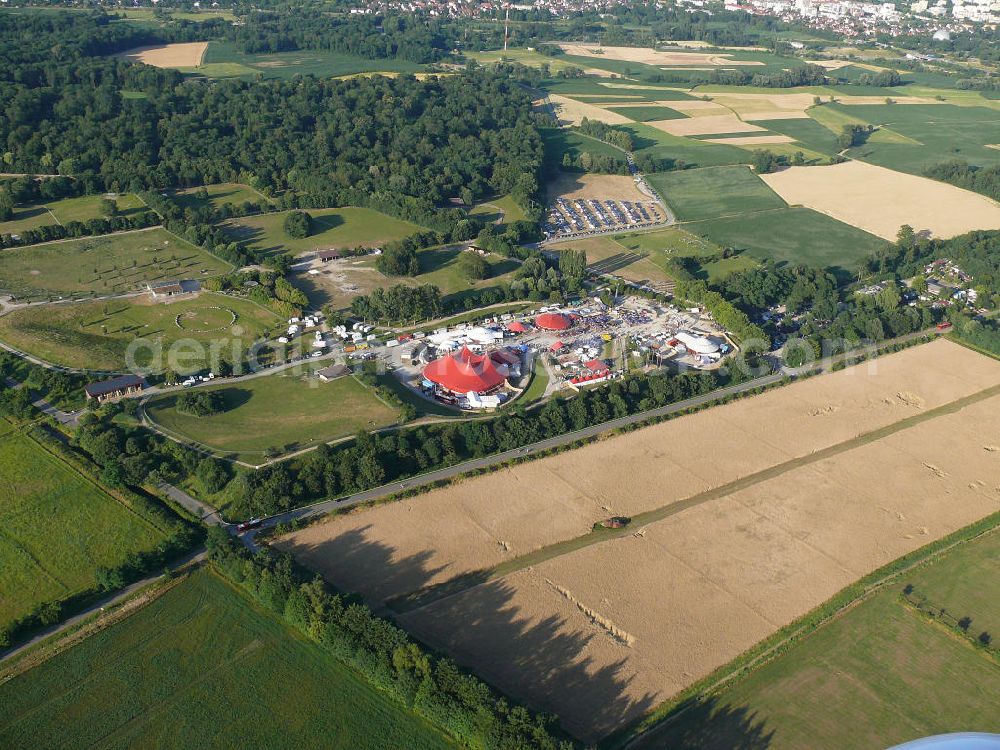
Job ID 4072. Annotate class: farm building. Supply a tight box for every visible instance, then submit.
[147,280,186,298]
[535,312,573,331]
[422,346,510,396]
[318,252,341,262]
[84,374,147,403]
[317,364,351,381]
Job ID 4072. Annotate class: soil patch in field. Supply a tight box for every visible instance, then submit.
[761,159,1000,239]
[649,115,765,136]
[546,172,649,203]
[547,94,633,126]
[117,42,208,68]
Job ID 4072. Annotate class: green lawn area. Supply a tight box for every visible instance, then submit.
[682,206,884,277]
[0,568,454,750]
[838,102,1000,174]
[647,166,787,222]
[0,427,165,631]
[222,207,424,258]
[469,194,526,227]
[0,228,232,300]
[605,105,687,122]
[614,227,759,282]
[145,369,400,461]
[0,193,145,236]
[170,182,270,212]
[541,126,626,171]
[753,117,844,156]
[640,528,1000,750]
[197,41,425,79]
[0,292,280,373]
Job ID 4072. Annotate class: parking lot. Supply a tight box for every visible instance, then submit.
[545,197,666,240]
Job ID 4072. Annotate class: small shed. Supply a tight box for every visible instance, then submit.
[317,364,351,381]
[84,374,147,403]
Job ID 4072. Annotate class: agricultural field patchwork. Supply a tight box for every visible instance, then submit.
[278,340,1000,743]
[0,569,453,750]
[222,207,424,258]
[145,367,400,463]
[0,427,165,631]
[638,528,1000,749]
[0,228,232,300]
[195,41,424,79]
[0,292,280,373]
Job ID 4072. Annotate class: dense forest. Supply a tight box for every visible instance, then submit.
[0,12,544,217]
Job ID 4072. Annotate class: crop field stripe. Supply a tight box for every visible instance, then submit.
[387,379,1000,614]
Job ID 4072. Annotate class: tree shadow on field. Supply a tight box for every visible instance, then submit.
[280,521,659,744]
[631,697,774,750]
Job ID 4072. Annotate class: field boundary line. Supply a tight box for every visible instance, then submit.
[897,595,1000,667]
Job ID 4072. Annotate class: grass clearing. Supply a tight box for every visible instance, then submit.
[647,166,787,221]
[198,41,424,79]
[683,206,885,276]
[640,528,1000,749]
[222,207,424,258]
[170,182,269,212]
[0,427,165,630]
[614,227,758,282]
[0,193,146,236]
[0,568,453,750]
[0,228,232,300]
[145,369,400,462]
[0,292,280,373]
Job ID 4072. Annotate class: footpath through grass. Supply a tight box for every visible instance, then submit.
[0,427,165,631]
[0,568,454,750]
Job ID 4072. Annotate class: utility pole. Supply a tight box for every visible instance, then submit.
[504,5,510,52]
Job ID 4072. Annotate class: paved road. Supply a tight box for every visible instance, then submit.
[159,482,229,527]
[0,549,206,665]
[4,377,84,425]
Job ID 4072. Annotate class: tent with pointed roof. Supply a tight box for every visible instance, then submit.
[535,312,572,331]
[423,346,509,394]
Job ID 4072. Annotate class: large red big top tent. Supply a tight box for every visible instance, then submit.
[423,346,509,394]
[534,312,572,331]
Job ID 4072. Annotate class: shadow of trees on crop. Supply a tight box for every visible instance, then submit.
[283,521,660,743]
[630,697,774,750]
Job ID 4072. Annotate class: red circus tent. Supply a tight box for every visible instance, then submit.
[535,312,572,331]
[423,346,508,394]
[507,321,528,333]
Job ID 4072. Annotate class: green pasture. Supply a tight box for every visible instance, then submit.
[0,193,145,236]
[197,41,424,79]
[222,207,424,258]
[0,428,165,630]
[0,568,453,750]
[0,228,231,299]
[469,194,526,226]
[754,117,843,155]
[541,127,626,171]
[683,206,884,276]
[145,368,400,461]
[614,227,759,282]
[606,105,687,122]
[640,528,1000,750]
[648,166,787,222]
[171,182,270,212]
[0,293,280,373]
[807,102,918,145]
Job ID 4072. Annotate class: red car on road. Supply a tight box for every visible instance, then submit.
[236,517,263,533]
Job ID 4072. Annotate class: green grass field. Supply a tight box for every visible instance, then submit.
[198,41,424,79]
[0,193,146,236]
[469,194,526,227]
[541,78,695,102]
[683,206,885,276]
[223,207,424,257]
[0,228,232,300]
[0,568,453,750]
[0,427,165,630]
[839,102,1000,174]
[541,127,627,171]
[605,105,687,122]
[614,227,759,282]
[640,528,1000,750]
[0,292,280,373]
[753,117,843,156]
[145,369,400,461]
[170,182,270,212]
[647,166,787,222]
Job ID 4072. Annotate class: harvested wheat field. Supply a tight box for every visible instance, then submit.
[761,159,1000,239]
[649,115,765,136]
[547,94,633,126]
[705,134,795,145]
[546,172,648,203]
[557,44,764,68]
[117,42,208,68]
[707,92,817,120]
[278,340,1000,742]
